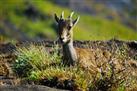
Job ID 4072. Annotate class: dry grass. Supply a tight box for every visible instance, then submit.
[12,41,137,91]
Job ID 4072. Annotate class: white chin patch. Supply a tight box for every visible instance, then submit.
[62,31,68,43]
[62,38,67,43]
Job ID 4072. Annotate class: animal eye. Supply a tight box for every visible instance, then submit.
[68,26,72,30]
[67,33,70,36]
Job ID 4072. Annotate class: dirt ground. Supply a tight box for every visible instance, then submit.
[0,39,137,89]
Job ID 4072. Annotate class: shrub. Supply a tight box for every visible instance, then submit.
[13,43,137,91]
[13,44,61,77]
[13,55,32,77]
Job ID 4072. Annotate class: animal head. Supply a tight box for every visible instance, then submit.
[54,11,80,44]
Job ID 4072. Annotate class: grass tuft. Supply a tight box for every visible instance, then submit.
[13,43,137,90]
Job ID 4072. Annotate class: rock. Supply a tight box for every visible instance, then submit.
[0,85,68,91]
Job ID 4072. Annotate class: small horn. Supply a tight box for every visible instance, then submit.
[60,11,64,19]
[73,16,80,26]
[68,11,74,18]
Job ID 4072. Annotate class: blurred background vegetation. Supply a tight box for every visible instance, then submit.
[0,0,137,42]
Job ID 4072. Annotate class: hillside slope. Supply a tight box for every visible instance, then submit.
[0,0,137,41]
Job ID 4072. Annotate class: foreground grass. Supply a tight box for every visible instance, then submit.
[12,43,137,91]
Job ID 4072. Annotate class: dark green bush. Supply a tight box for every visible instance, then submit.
[13,55,32,77]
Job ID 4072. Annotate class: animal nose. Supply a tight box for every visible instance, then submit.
[60,37,67,43]
[60,37,64,40]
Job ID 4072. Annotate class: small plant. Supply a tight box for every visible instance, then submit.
[13,55,32,77]
[29,66,92,90]
[13,44,61,77]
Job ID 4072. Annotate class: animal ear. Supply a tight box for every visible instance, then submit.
[54,13,59,23]
[60,11,64,19]
[73,16,80,26]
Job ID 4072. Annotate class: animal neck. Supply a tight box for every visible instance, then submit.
[62,40,77,66]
